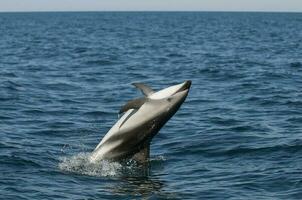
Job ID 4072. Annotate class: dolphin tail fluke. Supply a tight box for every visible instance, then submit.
[131,144,150,163]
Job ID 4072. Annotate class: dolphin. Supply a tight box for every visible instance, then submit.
[90,80,191,163]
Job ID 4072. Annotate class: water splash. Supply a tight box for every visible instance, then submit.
[58,152,123,177]
[58,152,160,177]
[151,155,166,162]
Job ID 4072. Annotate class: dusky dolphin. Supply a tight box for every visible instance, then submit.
[90,80,191,163]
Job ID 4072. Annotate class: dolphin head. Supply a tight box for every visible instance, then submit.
[148,80,191,119]
[129,80,192,137]
[149,80,192,100]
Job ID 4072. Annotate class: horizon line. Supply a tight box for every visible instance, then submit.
[0,10,301,14]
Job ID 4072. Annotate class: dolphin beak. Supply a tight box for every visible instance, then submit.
[171,80,191,103]
[176,80,191,93]
[183,80,191,90]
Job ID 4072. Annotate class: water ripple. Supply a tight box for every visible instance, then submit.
[1,12,302,200]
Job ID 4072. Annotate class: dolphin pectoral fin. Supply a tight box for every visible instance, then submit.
[118,98,143,128]
[131,144,150,163]
[132,83,154,96]
[119,97,146,114]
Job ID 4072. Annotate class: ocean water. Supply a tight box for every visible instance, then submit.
[1,12,302,199]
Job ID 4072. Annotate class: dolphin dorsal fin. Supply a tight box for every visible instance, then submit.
[132,83,154,96]
[119,97,146,114]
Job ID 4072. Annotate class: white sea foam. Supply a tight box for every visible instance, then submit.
[59,152,166,177]
[58,152,123,177]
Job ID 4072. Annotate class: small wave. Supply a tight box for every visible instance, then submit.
[0,71,17,77]
[229,125,255,132]
[0,115,13,120]
[85,60,115,66]
[22,109,45,115]
[1,155,42,168]
[166,53,186,58]
[283,100,302,107]
[43,82,79,90]
[73,47,88,54]
[2,80,23,91]
[83,110,113,117]
[290,62,301,68]
[219,141,302,157]
[0,97,12,101]
[59,99,82,104]
[209,117,243,126]
[287,117,302,123]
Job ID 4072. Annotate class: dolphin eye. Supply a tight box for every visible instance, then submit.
[167,98,172,102]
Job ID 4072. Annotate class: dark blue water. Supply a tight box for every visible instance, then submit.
[1,12,302,199]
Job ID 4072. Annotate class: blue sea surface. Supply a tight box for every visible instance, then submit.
[1,12,302,199]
